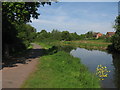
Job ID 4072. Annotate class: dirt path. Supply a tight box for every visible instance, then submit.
[2,43,43,88]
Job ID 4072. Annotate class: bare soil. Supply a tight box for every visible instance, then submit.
[2,43,43,88]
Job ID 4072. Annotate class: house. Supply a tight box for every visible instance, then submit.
[93,33,103,39]
[106,32,115,37]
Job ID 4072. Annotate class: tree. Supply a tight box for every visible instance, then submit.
[79,34,86,40]
[2,2,51,58]
[85,31,94,39]
[61,31,71,41]
[70,32,80,40]
[112,15,120,52]
[51,29,62,40]
[16,24,37,47]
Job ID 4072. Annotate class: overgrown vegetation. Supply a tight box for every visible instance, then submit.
[34,29,112,51]
[22,51,100,88]
[35,38,111,51]
[62,40,111,51]
[2,2,51,60]
[111,15,120,53]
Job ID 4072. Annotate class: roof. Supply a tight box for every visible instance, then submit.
[107,32,115,35]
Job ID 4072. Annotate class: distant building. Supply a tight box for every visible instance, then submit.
[106,32,115,37]
[93,33,103,39]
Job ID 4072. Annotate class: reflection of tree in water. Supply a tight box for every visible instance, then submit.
[57,45,77,53]
[47,45,77,55]
[112,53,120,88]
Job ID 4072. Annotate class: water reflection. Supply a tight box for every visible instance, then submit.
[112,53,120,88]
[70,48,117,88]
[49,45,120,88]
[57,45,77,53]
[44,45,77,55]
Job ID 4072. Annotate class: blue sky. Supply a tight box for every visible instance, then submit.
[30,2,118,34]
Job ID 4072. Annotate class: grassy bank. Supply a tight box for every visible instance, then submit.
[35,39,111,51]
[35,40,60,49]
[22,51,100,88]
[62,40,111,51]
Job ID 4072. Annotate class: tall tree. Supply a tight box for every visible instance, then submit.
[2,2,51,58]
[61,31,71,41]
[112,15,120,52]
[51,29,62,40]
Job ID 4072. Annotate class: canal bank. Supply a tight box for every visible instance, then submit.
[22,44,100,88]
[70,47,120,88]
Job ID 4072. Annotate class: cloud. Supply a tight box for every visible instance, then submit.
[60,0,119,2]
[31,16,115,34]
[30,2,117,34]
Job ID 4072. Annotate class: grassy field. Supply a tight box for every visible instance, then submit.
[22,51,100,88]
[36,39,111,51]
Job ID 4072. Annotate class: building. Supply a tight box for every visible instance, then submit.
[93,33,103,39]
[106,32,115,37]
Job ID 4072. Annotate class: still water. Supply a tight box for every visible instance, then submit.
[70,48,120,88]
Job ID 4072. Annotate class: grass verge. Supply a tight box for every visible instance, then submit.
[35,39,111,51]
[22,51,100,88]
[62,40,111,51]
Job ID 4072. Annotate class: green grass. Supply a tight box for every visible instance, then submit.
[27,44,33,49]
[35,39,111,51]
[37,42,52,49]
[35,40,60,49]
[22,51,100,88]
[62,40,111,51]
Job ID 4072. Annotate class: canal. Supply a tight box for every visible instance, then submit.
[70,48,120,88]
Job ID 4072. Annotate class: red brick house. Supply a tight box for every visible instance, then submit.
[93,33,103,39]
[106,32,115,37]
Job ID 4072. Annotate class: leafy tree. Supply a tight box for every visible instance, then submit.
[79,34,86,40]
[40,30,50,39]
[70,32,80,40]
[61,31,71,41]
[51,29,62,40]
[112,15,120,52]
[2,2,51,58]
[85,31,94,38]
[16,24,37,47]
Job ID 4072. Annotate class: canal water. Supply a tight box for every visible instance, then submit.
[70,48,120,88]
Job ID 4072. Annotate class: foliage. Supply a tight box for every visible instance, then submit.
[2,2,51,58]
[85,31,94,39]
[62,40,111,51]
[22,51,100,88]
[112,15,120,52]
[2,2,51,23]
[51,29,62,40]
[105,37,112,43]
[61,31,72,41]
[16,24,37,47]
[35,29,81,42]
[79,34,86,40]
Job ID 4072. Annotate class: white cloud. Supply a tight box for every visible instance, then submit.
[31,16,115,34]
[60,0,119,2]
[30,2,117,34]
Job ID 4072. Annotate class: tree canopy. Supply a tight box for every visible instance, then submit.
[112,15,120,52]
[2,2,51,58]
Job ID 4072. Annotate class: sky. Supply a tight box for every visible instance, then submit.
[30,2,118,34]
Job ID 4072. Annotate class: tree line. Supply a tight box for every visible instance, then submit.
[111,15,120,52]
[35,29,80,42]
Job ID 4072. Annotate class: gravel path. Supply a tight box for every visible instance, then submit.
[2,43,43,88]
